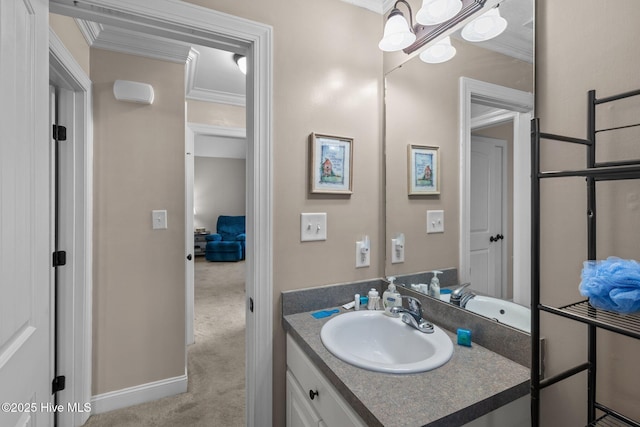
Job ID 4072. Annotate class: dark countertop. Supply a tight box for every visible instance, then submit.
[284,308,530,427]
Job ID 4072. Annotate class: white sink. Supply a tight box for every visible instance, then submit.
[465,296,531,333]
[320,311,454,374]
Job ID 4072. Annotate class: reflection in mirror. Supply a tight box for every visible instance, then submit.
[384,0,534,332]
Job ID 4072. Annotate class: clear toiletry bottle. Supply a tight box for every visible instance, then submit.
[383,277,400,315]
[367,288,380,310]
[430,270,442,299]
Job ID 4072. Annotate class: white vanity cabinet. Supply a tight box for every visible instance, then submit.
[286,334,366,427]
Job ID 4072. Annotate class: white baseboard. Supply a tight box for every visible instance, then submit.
[91,374,188,415]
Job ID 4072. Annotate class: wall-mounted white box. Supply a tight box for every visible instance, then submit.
[300,213,327,241]
[427,210,444,233]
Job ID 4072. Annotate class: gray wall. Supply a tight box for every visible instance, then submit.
[194,157,246,233]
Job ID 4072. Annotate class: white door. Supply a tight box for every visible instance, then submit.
[0,0,52,426]
[470,136,506,298]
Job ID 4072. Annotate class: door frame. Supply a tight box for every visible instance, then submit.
[49,28,93,427]
[459,77,533,306]
[469,134,508,298]
[49,0,274,424]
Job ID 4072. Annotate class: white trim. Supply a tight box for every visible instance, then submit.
[49,1,273,424]
[91,374,188,415]
[459,77,533,307]
[186,87,246,106]
[49,28,93,427]
[188,123,246,139]
[470,109,516,130]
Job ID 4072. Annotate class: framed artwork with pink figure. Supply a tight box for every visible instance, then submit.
[309,133,353,194]
[408,144,440,195]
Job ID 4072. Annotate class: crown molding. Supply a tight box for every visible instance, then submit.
[75,19,191,63]
[475,35,533,63]
[184,47,245,106]
[185,88,246,106]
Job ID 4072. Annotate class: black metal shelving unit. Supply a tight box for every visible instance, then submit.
[531,88,640,427]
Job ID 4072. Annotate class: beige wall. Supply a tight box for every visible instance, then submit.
[194,157,246,233]
[49,14,90,75]
[187,99,246,128]
[91,48,186,394]
[385,40,532,277]
[537,0,640,424]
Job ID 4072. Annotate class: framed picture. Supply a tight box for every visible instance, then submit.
[408,144,440,195]
[309,133,353,194]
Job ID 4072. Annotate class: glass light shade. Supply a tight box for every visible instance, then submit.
[416,0,462,26]
[419,36,456,63]
[378,12,416,52]
[461,7,507,42]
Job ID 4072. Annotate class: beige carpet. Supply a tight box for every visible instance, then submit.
[83,259,246,427]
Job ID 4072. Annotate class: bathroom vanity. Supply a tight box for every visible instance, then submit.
[284,305,530,427]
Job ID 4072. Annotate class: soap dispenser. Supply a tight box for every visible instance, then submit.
[383,277,401,315]
[430,270,442,299]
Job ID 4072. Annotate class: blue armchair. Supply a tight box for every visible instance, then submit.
[205,215,246,262]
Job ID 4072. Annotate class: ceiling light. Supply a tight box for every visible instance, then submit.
[416,0,462,26]
[419,36,456,63]
[461,6,507,42]
[233,53,247,75]
[378,0,416,52]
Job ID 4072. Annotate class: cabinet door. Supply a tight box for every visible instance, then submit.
[287,370,321,427]
[287,335,366,427]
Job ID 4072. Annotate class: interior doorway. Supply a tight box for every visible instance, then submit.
[49,1,273,425]
[49,31,94,427]
[459,77,533,307]
[469,134,508,298]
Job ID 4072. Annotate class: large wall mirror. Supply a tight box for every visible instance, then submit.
[384,0,534,321]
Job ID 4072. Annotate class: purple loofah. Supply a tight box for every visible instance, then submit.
[579,257,640,313]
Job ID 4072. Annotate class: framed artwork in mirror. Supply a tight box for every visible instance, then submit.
[309,133,353,194]
[408,144,440,195]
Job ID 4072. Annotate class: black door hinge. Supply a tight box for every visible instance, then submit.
[249,297,254,313]
[52,124,67,141]
[52,251,67,267]
[52,376,66,394]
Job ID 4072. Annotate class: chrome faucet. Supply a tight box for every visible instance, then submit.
[451,283,476,308]
[390,296,434,334]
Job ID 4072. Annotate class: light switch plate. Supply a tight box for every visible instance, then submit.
[427,210,444,233]
[152,209,168,230]
[300,213,327,241]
